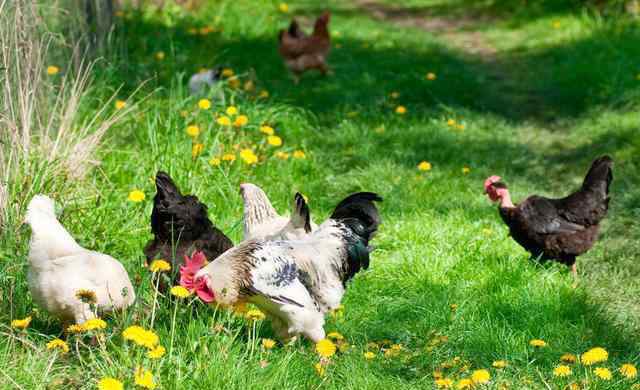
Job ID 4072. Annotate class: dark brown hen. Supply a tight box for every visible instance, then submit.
[484,156,613,281]
[144,172,233,277]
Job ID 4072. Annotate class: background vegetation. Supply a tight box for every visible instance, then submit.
[0,0,638,388]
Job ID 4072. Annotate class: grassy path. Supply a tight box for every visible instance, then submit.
[1,1,639,388]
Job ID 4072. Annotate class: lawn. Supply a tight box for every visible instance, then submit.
[1,0,639,389]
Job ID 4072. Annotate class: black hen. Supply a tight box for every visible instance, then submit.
[484,156,613,280]
[144,172,233,274]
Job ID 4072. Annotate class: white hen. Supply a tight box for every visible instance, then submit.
[184,192,382,342]
[25,195,135,324]
[240,183,317,241]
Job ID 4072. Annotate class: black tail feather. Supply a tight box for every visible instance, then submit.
[581,155,613,198]
[292,192,312,233]
[155,171,181,199]
[330,192,382,282]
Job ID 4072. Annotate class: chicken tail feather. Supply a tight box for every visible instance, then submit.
[330,192,382,281]
[291,192,312,233]
[581,155,613,200]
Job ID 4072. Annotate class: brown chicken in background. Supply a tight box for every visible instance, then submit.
[278,11,331,83]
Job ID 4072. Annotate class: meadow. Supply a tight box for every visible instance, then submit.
[1,0,639,388]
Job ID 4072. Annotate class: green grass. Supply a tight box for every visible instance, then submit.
[1,0,639,388]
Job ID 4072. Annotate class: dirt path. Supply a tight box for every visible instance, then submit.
[353,0,546,121]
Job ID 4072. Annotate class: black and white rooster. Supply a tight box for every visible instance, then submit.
[180,192,382,342]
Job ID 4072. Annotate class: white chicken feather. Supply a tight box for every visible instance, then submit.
[240,183,318,241]
[25,195,135,325]
[188,192,381,342]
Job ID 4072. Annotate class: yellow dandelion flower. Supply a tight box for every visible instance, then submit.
[552,20,561,29]
[115,100,127,110]
[561,353,577,363]
[46,338,69,354]
[11,316,32,330]
[417,161,432,171]
[134,367,157,389]
[260,125,274,135]
[620,363,638,379]
[267,135,282,147]
[246,309,265,321]
[314,362,326,377]
[581,347,608,365]
[98,377,124,390]
[395,105,407,114]
[122,326,159,349]
[228,78,241,89]
[258,90,269,99]
[75,289,98,304]
[66,324,85,333]
[327,332,344,341]
[244,80,255,91]
[186,125,200,137]
[275,151,290,160]
[364,351,375,360]
[426,72,437,80]
[239,149,258,165]
[450,303,458,311]
[456,378,473,389]
[199,26,214,35]
[47,65,60,75]
[293,150,306,159]
[216,116,231,126]
[149,260,171,273]
[233,115,249,127]
[221,153,236,162]
[84,318,107,331]
[192,143,204,158]
[147,345,166,359]
[155,51,165,61]
[128,190,145,202]
[390,91,400,99]
[529,339,547,348]
[226,106,238,116]
[221,68,234,78]
[198,99,211,110]
[456,123,466,130]
[594,367,612,380]
[553,365,572,377]
[493,360,507,368]
[316,339,336,358]
[170,286,191,299]
[209,157,221,167]
[435,378,453,389]
[471,369,490,384]
[462,166,471,174]
[262,338,276,350]
[279,2,289,13]
[447,118,456,126]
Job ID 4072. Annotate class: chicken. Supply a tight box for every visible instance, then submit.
[24,195,135,325]
[484,156,613,281]
[189,67,222,96]
[181,192,382,342]
[278,11,331,83]
[144,171,233,273]
[240,183,317,241]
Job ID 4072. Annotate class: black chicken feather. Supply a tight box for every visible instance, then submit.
[144,171,233,276]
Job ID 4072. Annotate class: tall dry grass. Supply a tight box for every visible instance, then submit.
[0,0,133,229]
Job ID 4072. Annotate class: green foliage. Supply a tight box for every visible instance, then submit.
[0,0,638,388]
